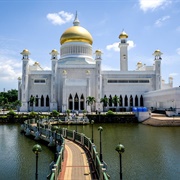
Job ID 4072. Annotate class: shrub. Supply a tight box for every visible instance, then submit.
[51,110,59,117]
[29,111,37,118]
[106,110,115,115]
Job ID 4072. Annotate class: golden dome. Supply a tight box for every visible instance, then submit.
[60,26,93,45]
[20,49,30,55]
[95,49,102,53]
[50,49,59,55]
[137,62,142,65]
[153,49,163,56]
[119,31,128,39]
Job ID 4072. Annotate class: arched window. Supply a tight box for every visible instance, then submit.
[135,95,138,106]
[46,95,49,107]
[35,95,38,107]
[130,95,133,106]
[74,93,79,110]
[124,95,128,106]
[119,95,122,106]
[30,95,34,107]
[109,95,112,106]
[68,94,73,110]
[113,95,119,106]
[80,94,84,110]
[140,95,144,106]
[41,95,44,107]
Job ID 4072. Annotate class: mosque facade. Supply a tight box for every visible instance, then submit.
[18,13,180,114]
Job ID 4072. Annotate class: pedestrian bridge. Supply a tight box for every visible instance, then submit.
[21,119,109,180]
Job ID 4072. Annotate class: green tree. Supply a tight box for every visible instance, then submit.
[100,96,109,108]
[86,96,96,112]
[112,95,119,107]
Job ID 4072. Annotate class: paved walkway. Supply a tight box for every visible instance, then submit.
[58,139,93,180]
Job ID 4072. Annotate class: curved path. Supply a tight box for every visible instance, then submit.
[58,139,94,180]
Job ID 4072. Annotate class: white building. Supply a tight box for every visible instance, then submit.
[18,13,180,114]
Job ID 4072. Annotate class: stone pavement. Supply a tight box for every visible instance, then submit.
[58,139,93,180]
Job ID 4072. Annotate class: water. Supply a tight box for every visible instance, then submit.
[0,124,54,180]
[0,123,180,180]
[61,123,180,180]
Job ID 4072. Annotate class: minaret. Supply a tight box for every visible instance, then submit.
[95,50,102,110]
[153,49,163,90]
[49,49,59,111]
[20,49,30,112]
[118,30,129,71]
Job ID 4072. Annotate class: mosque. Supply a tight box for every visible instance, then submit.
[18,13,180,115]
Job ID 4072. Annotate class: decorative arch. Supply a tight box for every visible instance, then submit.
[74,93,79,110]
[124,95,128,106]
[140,95,144,106]
[130,95,133,106]
[41,95,44,107]
[68,94,73,110]
[35,95,38,107]
[119,95,122,106]
[80,94,84,110]
[109,95,112,106]
[135,95,138,106]
[46,95,49,107]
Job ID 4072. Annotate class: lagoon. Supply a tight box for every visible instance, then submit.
[0,123,180,180]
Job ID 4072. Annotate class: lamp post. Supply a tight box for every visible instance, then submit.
[32,144,42,180]
[98,126,103,162]
[52,126,59,145]
[91,120,94,143]
[76,117,78,132]
[115,143,125,180]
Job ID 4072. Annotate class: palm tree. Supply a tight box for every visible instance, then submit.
[86,96,96,112]
[100,96,109,111]
[112,95,119,107]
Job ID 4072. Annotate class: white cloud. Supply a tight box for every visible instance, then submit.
[106,40,136,52]
[0,56,21,81]
[47,11,74,25]
[139,0,171,12]
[127,40,136,50]
[106,42,119,52]
[155,15,170,27]
[176,48,180,55]
[169,73,178,77]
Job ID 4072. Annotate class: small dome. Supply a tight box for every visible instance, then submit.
[20,49,30,55]
[137,62,142,65]
[95,49,102,53]
[50,49,59,55]
[153,49,163,56]
[119,31,128,39]
[18,77,21,80]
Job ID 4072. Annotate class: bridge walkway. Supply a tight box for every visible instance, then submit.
[58,139,98,180]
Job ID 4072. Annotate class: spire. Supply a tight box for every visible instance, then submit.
[73,11,80,26]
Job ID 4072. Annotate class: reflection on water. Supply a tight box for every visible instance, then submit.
[0,123,180,180]
[0,124,54,180]
[61,123,180,180]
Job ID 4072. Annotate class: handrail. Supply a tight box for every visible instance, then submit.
[22,119,110,180]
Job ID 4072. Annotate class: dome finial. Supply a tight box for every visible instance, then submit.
[73,11,80,26]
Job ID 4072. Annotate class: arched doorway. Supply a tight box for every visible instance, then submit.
[74,93,79,110]
[135,95,138,106]
[140,95,144,106]
[68,94,73,110]
[80,94,84,110]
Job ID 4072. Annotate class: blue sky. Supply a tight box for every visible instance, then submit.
[0,0,180,91]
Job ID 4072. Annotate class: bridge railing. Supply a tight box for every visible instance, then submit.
[22,119,109,180]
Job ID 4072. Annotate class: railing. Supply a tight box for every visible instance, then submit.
[22,119,110,180]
